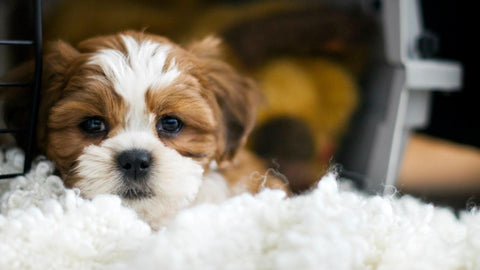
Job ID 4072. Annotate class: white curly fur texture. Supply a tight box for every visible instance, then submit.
[1,148,479,270]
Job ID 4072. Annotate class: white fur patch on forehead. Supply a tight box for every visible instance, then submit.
[88,35,181,94]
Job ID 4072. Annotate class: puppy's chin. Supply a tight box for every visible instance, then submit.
[70,131,204,228]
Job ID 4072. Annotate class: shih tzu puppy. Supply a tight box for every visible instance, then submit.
[1,31,287,229]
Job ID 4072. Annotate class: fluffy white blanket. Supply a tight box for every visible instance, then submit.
[0,148,479,270]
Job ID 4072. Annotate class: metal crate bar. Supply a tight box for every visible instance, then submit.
[0,82,33,87]
[0,40,35,45]
[0,0,43,179]
[23,0,43,175]
[0,128,28,134]
[0,173,23,179]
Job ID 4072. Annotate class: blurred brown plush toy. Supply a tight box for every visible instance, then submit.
[251,57,359,193]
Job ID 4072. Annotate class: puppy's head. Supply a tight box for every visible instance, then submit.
[2,31,259,227]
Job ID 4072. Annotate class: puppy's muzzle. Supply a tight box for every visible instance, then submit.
[116,149,152,181]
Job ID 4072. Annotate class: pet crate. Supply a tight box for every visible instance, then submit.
[0,0,463,194]
[335,0,462,193]
[0,0,43,179]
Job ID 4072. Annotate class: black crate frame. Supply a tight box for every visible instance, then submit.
[0,0,43,179]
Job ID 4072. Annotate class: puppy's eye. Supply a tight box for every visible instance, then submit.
[157,116,183,134]
[79,116,108,135]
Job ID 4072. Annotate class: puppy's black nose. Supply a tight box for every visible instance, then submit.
[116,149,152,180]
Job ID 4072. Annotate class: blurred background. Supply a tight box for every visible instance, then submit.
[1,0,479,211]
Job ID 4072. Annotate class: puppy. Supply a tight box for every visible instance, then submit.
[1,31,287,229]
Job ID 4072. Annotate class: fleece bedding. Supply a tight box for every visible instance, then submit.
[0,148,479,270]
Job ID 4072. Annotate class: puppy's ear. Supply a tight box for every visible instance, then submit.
[187,36,223,60]
[1,40,79,151]
[189,37,261,163]
[44,40,80,80]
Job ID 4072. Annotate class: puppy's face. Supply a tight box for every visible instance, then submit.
[3,32,259,227]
